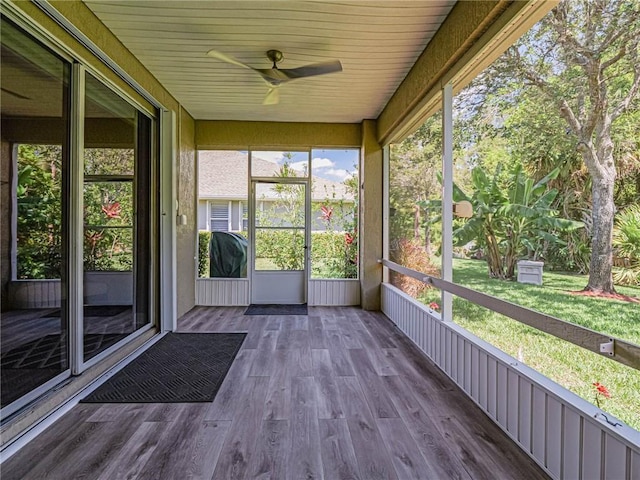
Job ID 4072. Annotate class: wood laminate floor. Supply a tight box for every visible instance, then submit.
[1,306,549,480]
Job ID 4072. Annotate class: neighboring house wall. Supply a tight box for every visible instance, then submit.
[198,198,355,233]
[310,201,355,232]
[198,199,245,232]
[198,201,209,231]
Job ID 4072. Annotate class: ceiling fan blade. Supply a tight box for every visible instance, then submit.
[279,60,343,80]
[255,68,291,85]
[263,87,280,105]
[206,49,254,70]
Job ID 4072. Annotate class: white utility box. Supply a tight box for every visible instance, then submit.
[517,260,544,285]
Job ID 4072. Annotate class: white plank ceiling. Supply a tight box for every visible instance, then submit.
[83,1,456,123]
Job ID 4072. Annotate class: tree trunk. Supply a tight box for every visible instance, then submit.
[424,205,432,256]
[424,224,432,257]
[413,206,420,240]
[586,165,616,293]
[484,225,505,279]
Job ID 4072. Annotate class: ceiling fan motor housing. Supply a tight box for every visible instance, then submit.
[266,49,284,66]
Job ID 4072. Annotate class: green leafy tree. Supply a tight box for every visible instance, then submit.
[16,145,136,278]
[83,148,135,272]
[390,113,442,256]
[498,0,640,293]
[16,145,63,279]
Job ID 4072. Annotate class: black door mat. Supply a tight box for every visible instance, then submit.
[81,333,246,403]
[244,304,308,315]
[42,305,131,318]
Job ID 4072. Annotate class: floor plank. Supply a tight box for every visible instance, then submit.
[348,349,399,419]
[211,376,270,480]
[96,421,165,480]
[247,419,290,480]
[249,330,277,377]
[312,349,345,419]
[336,377,399,480]
[382,375,472,480]
[308,315,326,349]
[186,420,232,480]
[287,376,324,479]
[377,417,434,480]
[318,418,361,480]
[263,348,292,421]
[204,349,254,421]
[325,329,356,376]
[135,404,208,480]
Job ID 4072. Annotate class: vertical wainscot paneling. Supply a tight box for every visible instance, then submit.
[479,351,488,410]
[518,378,533,452]
[380,282,639,480]
[463,340,472,394]
[532,386,547,463]
[582,417,603,477]
[196,279,249,306]
[497,363,508,426]
[604,434,627,480]
[308,279,360,306]
[631,450,640,479]
[562,409,582,480]
[487,357,498,419]
[546,397,562,478]
[507,369,519,437]
[7,280,61,308]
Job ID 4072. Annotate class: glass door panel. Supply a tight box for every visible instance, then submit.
[82,73,152,361]
[1,18,71,413]
[251,180,308,304]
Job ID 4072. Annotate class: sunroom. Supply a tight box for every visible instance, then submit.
[1,1,639,479]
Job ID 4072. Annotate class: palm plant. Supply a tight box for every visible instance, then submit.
[612,205,640,286]
[453,164,583,280]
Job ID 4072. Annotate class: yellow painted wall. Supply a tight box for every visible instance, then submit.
[196,120,361,149]
[177,108,197,317]
[360,120,383,310]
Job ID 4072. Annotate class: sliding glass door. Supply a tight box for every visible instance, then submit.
[1,17,71,413]
[1,16,157,416]
[82,74,153,362]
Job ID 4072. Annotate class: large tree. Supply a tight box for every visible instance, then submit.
[501,0,640,293]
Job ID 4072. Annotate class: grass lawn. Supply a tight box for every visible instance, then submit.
[420,258,640,430]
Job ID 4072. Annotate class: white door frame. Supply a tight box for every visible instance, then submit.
[249,176,311,304]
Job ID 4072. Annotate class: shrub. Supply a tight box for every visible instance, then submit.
[198,231,211,278]
[613,205,640,286]
[389,238,440,298]
[311,231,357,279]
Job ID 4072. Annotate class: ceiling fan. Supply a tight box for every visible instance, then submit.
[206,49,342,105]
